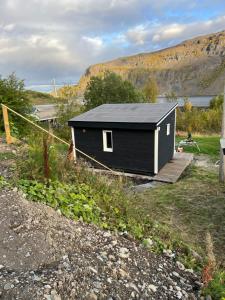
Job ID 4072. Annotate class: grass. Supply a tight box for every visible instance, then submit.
[176,135,220,160]
[26,90,66,105]
[130,166,225,267]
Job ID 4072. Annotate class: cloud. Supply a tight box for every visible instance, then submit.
[124,15,225,48]
[0,0,225,85]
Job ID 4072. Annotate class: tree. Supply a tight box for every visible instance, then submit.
[84,71,146,110]
[210,94,223,110]
[143,78,158,103]
[183,97,192,112]
[0,73,32,135]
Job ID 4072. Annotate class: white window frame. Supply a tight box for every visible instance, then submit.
[102,130,113,152]
[166,123,170,136]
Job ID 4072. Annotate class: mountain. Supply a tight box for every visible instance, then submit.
[77,30,225,96]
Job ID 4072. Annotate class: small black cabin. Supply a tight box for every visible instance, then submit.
[68,103,177,175]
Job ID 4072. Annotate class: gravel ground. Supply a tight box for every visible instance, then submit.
[0,144,202,300]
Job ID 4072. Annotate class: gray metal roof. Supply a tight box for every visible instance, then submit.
[69,103,177,124]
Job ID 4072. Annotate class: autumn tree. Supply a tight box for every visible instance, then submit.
[143,78,158,103]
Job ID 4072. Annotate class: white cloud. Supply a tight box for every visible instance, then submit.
[125,15,225,47]
[82,36,104,49]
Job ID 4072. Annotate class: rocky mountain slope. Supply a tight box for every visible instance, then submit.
[77,30,225,96]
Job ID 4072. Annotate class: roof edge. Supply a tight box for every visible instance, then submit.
[156,103,178,126]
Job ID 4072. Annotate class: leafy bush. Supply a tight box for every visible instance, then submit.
[0,73,32,136]
[176,107,222,133]
[0,176,10,189]
[210,95,223,110]
[18,180,102,224]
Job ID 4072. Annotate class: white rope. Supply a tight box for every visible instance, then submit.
[1,104,115,173]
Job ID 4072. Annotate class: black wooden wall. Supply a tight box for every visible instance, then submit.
[74,127,155,175]
[158,110,175,170]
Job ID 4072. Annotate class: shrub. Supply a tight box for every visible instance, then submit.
[0,73,32,136]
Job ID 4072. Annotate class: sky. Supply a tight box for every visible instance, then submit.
[0,0,225,90]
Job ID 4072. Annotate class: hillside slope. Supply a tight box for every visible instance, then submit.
[77,30,225,96]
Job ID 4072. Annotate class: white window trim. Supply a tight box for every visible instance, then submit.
[103,130,113,152]
[166,123,171,136]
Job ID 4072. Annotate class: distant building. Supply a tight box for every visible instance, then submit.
[68,103,177,175]
[32,105,58,123]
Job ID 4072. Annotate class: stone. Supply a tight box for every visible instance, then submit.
[4,283,14,290]
[118,247,130,259]
[176,291,183,299]
[118,268,128,278]
[0,265,4,270]
[176,261,185,271]
[172,271,180,278]
[148,284,158,292]
[86,292,98,300]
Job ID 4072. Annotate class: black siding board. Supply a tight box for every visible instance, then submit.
[158,110,175,170]
[74,127,154,175]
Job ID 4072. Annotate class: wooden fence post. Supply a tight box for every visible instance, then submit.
[2,105,12,144]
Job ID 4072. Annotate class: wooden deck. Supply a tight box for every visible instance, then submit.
[153,152,193,183]
[88,152,193,184]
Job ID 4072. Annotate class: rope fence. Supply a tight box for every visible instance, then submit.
[1,104,115,173]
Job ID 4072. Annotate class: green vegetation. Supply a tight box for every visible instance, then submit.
[165,91,178,102]
[203,271,225,299]
[133,166,225,263]
[176,107,221,133]
[56,85,77,100]
[25,90,66,105]
[209,94,223,110]
[84,71,146,110]
[55,101,81,140]
[176,135,220,160]
[143,77,158,103]
[0,73,32,136]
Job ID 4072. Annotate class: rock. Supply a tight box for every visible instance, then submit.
[176,261,185,271]
[163,249,175,258]
[118,247,130,259]
[176,291,183,299]
[148,284,158,292]
[88,267,98,274]
[129,283,139,293]
[118,268,128,278]
[172,271,180,278]
[205,295,212,300]
[4,283,14,290]
[0,265,4,270]
[86,292,98,300]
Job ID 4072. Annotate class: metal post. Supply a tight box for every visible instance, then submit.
[2,105,12,144]
[219,84,225,182]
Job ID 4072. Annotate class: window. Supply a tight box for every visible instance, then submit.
[166,123,170,136]
[103,130,113,152]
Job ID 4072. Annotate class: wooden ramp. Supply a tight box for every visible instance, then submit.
[153,152,193,183]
